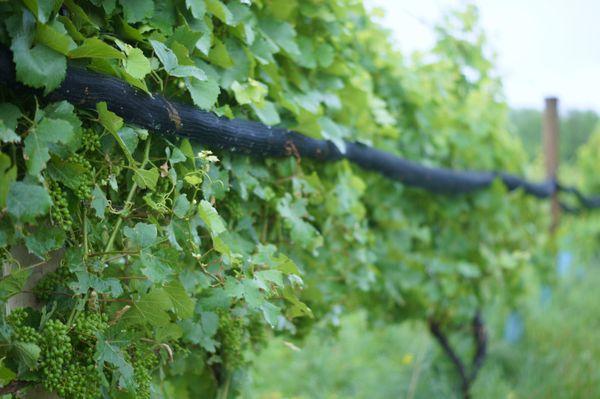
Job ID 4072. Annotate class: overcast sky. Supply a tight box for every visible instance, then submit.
[365,0,600,112]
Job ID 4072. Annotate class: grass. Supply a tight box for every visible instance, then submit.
[244,255,600,398]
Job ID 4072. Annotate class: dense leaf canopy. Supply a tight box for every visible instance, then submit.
[0,0,551,397]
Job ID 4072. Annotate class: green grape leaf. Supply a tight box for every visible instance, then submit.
[96,102,124,134]
[255,270,284,290]
[91,185,109,219]
[0,154,17,208]
[180,311,219,351]
[133,167,159,190]
[259,18,300,56]
[283,286,313,318]
[295,36,317,69]
[197,200,226,235]
[21,0,55,23]
[117,127,139,154]
[164,280,196,319]
[276,193,322,251]
[241,279,264,308]
[319,117,348,153]
[206,0,234,25]
[124,222,158,249]
[208,38,233,68]
[46,159,89,191]
[0,103,21,143]
[173,194,191,218]
[251,101,280,126]
[95,335,135,389]
[118,0,154,23]
[260,302,281,327]
[0,359,16,384]
[155,323,183,342]
[24,117,74,175]
[186,77,220,110]
[201,165,229,200]
[24,225,66,259]
[11,36,66,92]
[43,101,82,135]
[150,40,178,71]
[139,249,173,283]
[69,38,124,59]
[211,234,231,257]
[35,22,77,55]
[13,341,40,370]
[252,244,300,275]
[150,40,206,81]
[0,268,32,302]
[124,48,152,79]
[316,42,334,67]
[231,79,267,106]
[6,182,52,222]
[185,0,206,19]
[97,103,137,163]
[127,288,172,326]
[69,271,124,297]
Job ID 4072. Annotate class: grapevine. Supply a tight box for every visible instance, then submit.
[0,1,561,398]
[6,310,110,399]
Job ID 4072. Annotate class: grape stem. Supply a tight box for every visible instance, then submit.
[103,137,152,255]
[216,372,231,399]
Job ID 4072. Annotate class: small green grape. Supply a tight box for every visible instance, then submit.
[48,180,72,231]
[68,153,95,201]
[7,308,41,344]
[217,311,245,371]
[81,129,101,153]
[38,312,107,399]
[129,344,158,399]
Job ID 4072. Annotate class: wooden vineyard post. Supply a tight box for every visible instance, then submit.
[543,97,560,232]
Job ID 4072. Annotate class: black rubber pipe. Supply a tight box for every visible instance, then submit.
[0,46,598,207]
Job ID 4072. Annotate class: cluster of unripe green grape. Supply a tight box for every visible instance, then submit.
[33,265,73,302]
[68,153,95,200]
[7,308,41,344]
[48,180,73,231]
[40,315,106,399]
[7,307,161,399]
[217,311,245,371]
[73,311,109,342]
[7,309,110,399]
[129,345,158,399]
[81,129,101,153]
[247,314,268,350]
[39,319,75,394]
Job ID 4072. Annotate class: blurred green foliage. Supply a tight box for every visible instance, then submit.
[246,117,600,399]
[510,108,598,163]
[246,262,600,399]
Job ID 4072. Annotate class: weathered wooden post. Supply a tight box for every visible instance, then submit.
[543,97,560,232]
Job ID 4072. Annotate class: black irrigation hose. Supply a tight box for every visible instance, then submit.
[1,47,599,209]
